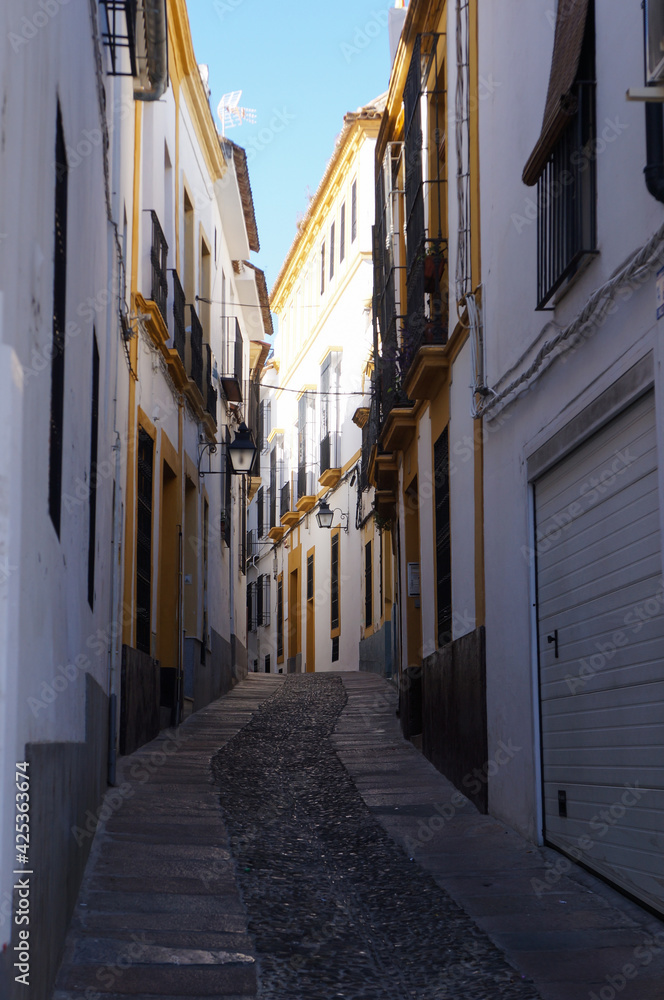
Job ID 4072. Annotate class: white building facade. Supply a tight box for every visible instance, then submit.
[478,0,664,916]
[247,97,398,676]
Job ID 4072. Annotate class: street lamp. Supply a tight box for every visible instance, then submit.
[228,423,257,474]
[316,498,348,532]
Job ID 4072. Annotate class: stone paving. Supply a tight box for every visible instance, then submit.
[211,673,541,1000]
[52,671,664,1000]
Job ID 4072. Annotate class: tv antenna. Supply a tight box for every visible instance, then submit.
[217,91,257,136]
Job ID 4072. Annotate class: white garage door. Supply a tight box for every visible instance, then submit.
[535,390,664,914]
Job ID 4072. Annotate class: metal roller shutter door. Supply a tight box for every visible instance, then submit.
[535,390,663,914]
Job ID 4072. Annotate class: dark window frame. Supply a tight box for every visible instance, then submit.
[49,104,68,536]
[87,333,100,609]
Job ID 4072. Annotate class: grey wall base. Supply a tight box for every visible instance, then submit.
[359,619,394,677]
[422,626,488,813]
[0,674,108,1000]
[287,653,303,674]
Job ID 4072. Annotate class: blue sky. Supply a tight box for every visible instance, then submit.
[187,0,395,297]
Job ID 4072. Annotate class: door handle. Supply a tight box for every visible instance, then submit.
[547,629,559,658]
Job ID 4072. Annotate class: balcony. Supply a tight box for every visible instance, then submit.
[378,348,417,453]
[150,211,168,325]
[187,306,203,398]
[319,432,341,489]
[204,343,217,429]
[296,467,318,513]
[280,480,299,528]
[221,316,243,402]
[171,269,186,364]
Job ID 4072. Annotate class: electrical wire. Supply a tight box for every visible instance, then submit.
[480,220,664,420]
[260,384,366,396]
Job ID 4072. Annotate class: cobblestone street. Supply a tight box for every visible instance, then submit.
[53,673,664,1000]
[212,674,539,999]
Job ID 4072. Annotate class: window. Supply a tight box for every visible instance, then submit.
[522,0,597,309]
[259,574,271,626]
[257,487,264,538]
[221,426,232,546]
[277,575,284,660]
[49,105,68,537]
[269,447,277,528]
[434,429,452,646]
[320,351,341,473]
[87,333,100,609]
[248,582,257,632]
[307,553,314,601]
[331,529,340,634]
[351,179,357,242]
[332,635,339,662]
[320,241,326,295]
[340,202,346,263]
[136,428,154,654]
[329,222,335,280]
[240,476,247,575]
[297,391,316,498]
[365,541,372,628]
[260,399,271,451]
[265,654,271,673]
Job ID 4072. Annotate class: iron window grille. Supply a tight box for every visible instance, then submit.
[332,635,340,662]
[269,449,277,527]
[171,269,186,364]
[277,577,284,658]
[149,210,168,324]
[257,487,264,538]
[136,428,153,654]
[49,105,68,537]
[220,425,231,547]
[536,80,597,310]
[434,428,452,646]
[187,305,203,393]
[260,400,271,452]
[248,582,257,632]
[331,532,340,632]
[351,180,357,242]
[247,528,258,560]
[403,33,448,363]
[365,541,372,628]
[100,0,138,77]
[307,554,314,602]
[340,202,346,263]
[258,574,271,627]
[330,222,335,280]
[320,241,326,295]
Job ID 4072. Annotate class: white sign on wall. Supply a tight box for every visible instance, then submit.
[407,562,420,597]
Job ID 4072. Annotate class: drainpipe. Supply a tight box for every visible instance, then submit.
[134,0,168,103]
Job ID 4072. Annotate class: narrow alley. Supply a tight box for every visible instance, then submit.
[53,674,664,1000]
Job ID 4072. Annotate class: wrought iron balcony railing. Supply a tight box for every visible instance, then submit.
[188,305,203,394]
[220,316,243,402]
[204,344,216,423]
[171,269,186,364]
[149,210,168,324]
[280,480,291,518]
[297,467,317,501]
[320,431,341,475]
